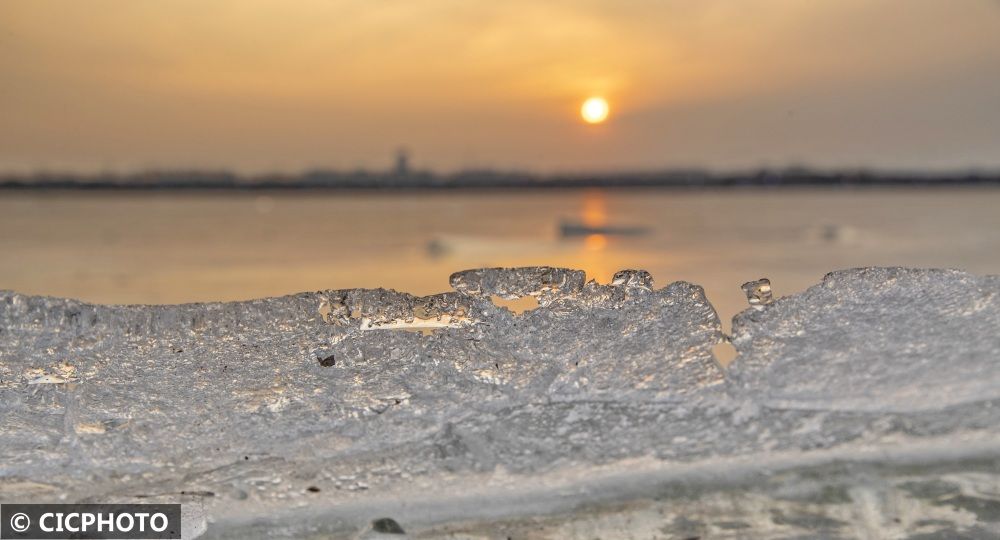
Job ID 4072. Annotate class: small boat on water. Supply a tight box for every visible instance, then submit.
[559,220,649,238]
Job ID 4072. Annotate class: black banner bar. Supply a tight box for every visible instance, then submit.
[1,504,181,539]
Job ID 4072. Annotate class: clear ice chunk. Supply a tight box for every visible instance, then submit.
[741,277,773,309]
[729,267,1000,412]
[2,266,1000,538]
[610,269,653,290]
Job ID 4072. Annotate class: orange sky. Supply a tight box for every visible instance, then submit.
[2,0,999,173]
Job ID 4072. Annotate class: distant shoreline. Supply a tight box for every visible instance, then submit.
[2,170,999,190]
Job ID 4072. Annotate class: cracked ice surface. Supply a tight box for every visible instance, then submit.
[1,266,999,538]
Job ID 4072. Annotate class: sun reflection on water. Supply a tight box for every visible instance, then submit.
[584,234,607,251]
[577,189,618,282]
[582,189,608,229]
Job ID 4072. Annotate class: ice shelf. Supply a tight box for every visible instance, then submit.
[1,267,998,539]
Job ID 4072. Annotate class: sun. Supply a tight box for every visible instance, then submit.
[581,97,609,124]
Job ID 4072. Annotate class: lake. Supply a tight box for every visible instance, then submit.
[2,187,999,331]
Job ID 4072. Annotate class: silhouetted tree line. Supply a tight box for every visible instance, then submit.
[1,168,997,190]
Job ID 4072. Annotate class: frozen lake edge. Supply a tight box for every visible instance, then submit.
[1,266,998,538]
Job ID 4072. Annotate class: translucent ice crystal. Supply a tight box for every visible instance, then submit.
[2,266,999,539]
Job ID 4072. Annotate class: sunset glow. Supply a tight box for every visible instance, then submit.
[1,1,999,172]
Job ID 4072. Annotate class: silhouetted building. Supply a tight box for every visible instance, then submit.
[395,148,409,176]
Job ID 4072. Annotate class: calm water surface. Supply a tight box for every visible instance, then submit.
[2,188,999,328]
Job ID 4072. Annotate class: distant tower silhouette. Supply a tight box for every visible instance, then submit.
[394,148,410,176]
